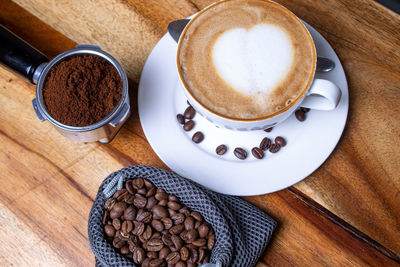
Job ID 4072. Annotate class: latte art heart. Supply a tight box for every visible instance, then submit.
[212,24,294,96]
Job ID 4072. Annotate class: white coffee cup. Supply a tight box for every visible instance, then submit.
[176,0,341,131]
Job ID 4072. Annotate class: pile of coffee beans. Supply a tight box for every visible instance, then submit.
[102,178,215,267]
[177,102,204,144]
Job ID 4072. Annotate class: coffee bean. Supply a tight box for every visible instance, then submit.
[114,189,127,199]
[137,209,152,223]
[269,143,281,153]
[166,251,180,265]
[198,248,206,263]
[183,120,195,131]
[102,210,109,225]
[179,207,190,217]
[149,258,164,267]
[194,221,201,229]
[172,235,184,250]
[133,221,145,236]
[300,107,310,113]
[234,147,247,160]
[125,195,135,205]
[133,247,145,264]
[192,132,204,143]
[120,245,130,255]
[161,217,173,229]
[104,197,116,211]
[152,205,168,220]
[113,237,125,249]
[177,114,185,124]
[251,147,264,159]
[152,220,165,232]
[198,224,210,238]
[295,109,306,121]
[142,258,151,267]
[112,218,121,230]
[137,188,147,196]
[123,207,136,221]
[134,194,147,208]
[146,186,156,197]
[190,211,203,222]
[175,261,186,267]
[215,144,227,155]
[170,224,185,235]
[184,217,195,231]
[180,246,190,261]
[143,178,154,189]
[162,233,174,247]
[192,239,206,247]
[184,106,196,119]
[132,178,144,189]
[207,233,215,250]
[111,202,127,218]
[189,249,198,263]
[159,247,171,259]
[259,137,272,151]
[121,220,133,234]
[185,229,198,242]
[171,213,185,225]
[168,208,177,217]
[187,262,196,267]
[275,136,286,147]
[147,251,158,259]
[142,225,153,241]
[117,190,129,201]
[168,195,179,202]
[104,225,115,237]
[168,201,182,211]
[151,232,162,240]
[148,238,164,252]
[159,199,168,207]
[155,190,168,201]
[125,180,135,195]
[264,127,273,132]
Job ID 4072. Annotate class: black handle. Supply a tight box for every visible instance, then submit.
[0,25,48,84]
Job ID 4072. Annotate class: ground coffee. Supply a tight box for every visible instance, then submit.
[43,54,122,126]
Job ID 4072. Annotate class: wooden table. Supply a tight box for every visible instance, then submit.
[0,0,399,266]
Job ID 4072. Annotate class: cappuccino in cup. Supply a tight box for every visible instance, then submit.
[178,0,315,120]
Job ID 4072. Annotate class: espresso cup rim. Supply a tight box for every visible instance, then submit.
[176,0,317,122]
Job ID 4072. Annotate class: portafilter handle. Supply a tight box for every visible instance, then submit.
[0,25,48,84]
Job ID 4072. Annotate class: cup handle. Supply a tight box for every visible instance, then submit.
[300,79,342,110]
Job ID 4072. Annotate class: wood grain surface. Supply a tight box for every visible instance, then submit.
[0,0,399,266]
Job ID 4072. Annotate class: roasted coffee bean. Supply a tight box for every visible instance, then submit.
[146,197,157,210]
[112,218,121,230]
[300,107,310,113]
[180,246,190,261]
[125,180,135,194]
[170,224,185,235]
[152,205,168,219]
[113,237,125,249]
[132,178,144,189]
[104,225,115,237]
[162,233,174,247]
[185,229,198,242]
[183,120,195,131]
[142,225,153,240]
[146,186,156,197]
[264,127,273,132]
[117,190,129,201]
[137,209,152,223]
[192,239,206,247]
[171,213,185,225]
[125,195,135,204]
[137,188,147,195]
[259,137,272,151]
[142,258,151,267]
[216,144,227,155]
[166,251,180,265]
[189,249,198,263]
[168,201,182,211]
[152,219,165,232]
[194,221,201,229]
[168,208,177,217]
[179,207,190,217]
[161,218,173,229]
[134,194,147,208]
[168,195,178,202]
[147,251,158,259]
[121,220,133,234]
[159,247,171,259]
[198,224,210,238]
[148,238,164,252]
[275,136,286,147]
[102,210,109,225]
[207,233,215,250]
[120,245,130,255]
[159,199,168,206]
[152,232,162,240]
[144,178,154,189]
[192,131,204,143]
[129,242,138,253]
[190,211,203,222]
[175,261,186,267]
[184,217,195,230]
[269,143,281,153]
[104,197,116,211]
[155,190,168,201]
[133,221,145,236]
[172,235,184,250]
[187,261,196,267]
[234,147,247,160]
[133,247,145,264]
[120,230,130,239]
[295,109,306,121]
[177,114,185,124]
[251,147,264,159]
[124,207,136,221]
[114,189,127,199]
[184,106,196,119]
[149,258,164,267]
[198,248,206,263]
[110,202,126,218]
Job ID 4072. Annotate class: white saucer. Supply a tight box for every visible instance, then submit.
[138,22,348,196]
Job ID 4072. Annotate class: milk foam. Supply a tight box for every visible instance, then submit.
[212,24,294,96]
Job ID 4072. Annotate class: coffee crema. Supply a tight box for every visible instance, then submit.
[178,0,315,120]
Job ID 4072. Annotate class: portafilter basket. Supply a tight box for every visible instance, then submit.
[0,25,130,144]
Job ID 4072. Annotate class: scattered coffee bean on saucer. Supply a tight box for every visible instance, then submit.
[234,147,247,160]
[216,144,227,155]
[269,144,281,153]
[260,137,272,151]
[251,147,264,159]
[184,106,196,119]
[301,107,310,113]
[264,127,273,132]
[183,120,195,131]
[176,114,185,124]
[275,136,286,147]
[192,131,204,143]
[295,109,306,121]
